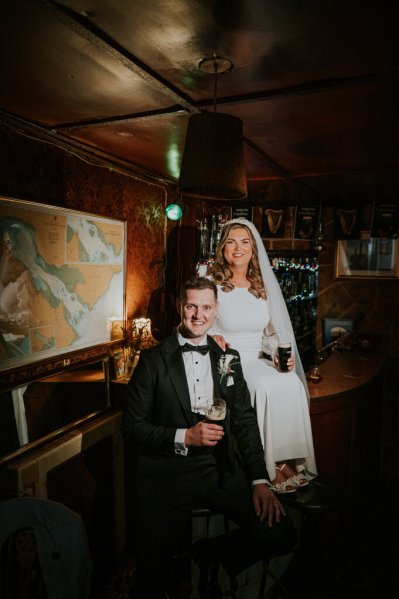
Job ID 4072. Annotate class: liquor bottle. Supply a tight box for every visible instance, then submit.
[199,219,210,258]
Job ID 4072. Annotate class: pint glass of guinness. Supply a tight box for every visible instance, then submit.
[277,342,292,373]
[205,398,226,425]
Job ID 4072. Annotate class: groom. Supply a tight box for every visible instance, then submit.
[123,276,296,598]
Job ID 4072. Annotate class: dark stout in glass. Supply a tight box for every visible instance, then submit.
[277,342,292,373]
[205,398,226,425]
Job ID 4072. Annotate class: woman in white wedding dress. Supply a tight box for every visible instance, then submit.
[210,219,317,493]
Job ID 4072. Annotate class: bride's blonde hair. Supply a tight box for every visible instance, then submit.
[212,223,266,299]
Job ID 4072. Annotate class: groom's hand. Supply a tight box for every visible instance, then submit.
[185,422,225,447]
[252,484,286,527]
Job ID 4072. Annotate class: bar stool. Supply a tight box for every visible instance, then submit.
[273,475,349,596]
[189,507,293,599]
[190,506,236,598]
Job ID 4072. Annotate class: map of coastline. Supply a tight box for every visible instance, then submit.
[0,200,125,370]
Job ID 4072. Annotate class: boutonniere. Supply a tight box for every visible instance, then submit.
[217,353,239,382]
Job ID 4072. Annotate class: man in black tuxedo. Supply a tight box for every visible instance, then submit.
[123,276,296,598]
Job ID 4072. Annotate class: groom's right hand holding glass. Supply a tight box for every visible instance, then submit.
[186,398,226,446]
[185,419,225,447]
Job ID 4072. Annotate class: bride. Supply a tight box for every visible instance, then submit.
[210,218,317,493]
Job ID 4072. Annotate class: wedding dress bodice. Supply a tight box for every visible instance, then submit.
[213,287,269,362]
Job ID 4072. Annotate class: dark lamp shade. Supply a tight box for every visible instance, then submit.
[178,112,247,200]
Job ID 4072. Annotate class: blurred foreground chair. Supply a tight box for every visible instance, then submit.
[0,497,92,599]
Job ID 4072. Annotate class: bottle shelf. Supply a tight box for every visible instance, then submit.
[270,254,319,370]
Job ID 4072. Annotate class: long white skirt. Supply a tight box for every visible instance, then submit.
[241,357,317,481]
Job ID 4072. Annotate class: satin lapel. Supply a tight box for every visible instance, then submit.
[208,337,234,474]
[161,336,192,421]
[208,336,224,398]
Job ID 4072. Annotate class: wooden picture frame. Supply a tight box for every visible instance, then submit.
[293,205,318,240]
[335,237,398,279]
[0,196,126,373]
[371,202,398,239]
[261,207,286,238]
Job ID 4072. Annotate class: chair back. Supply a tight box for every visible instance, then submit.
[0,497,92,599]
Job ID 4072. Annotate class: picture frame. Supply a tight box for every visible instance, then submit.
[323,317,354,346]
[231,204,253,221]
[335,237,398,279]
[371,202,398,239]
[334,206,361,239]
[0,196,126,373]
[293,205,318,240]
[261,207,286,238]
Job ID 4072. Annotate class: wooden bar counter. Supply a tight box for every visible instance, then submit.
[308,350,385,493]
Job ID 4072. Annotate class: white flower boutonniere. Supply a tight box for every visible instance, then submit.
[217,353,239,382]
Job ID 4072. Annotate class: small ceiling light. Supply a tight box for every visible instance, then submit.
[178,56,247,200]
[165,202,184,221]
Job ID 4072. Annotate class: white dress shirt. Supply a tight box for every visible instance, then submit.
[174,331,213,455]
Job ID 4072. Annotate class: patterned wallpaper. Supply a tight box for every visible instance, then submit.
[0,123,177,349]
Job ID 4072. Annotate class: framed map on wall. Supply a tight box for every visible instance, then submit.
[0,197,126,372]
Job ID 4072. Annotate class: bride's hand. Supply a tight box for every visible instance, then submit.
[287,354,295,371]
[212,335,230,351]
[274,354,295,371]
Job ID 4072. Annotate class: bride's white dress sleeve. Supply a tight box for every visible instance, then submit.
[260,321,279,360]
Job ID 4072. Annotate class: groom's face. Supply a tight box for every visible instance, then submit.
[179,288,218,341]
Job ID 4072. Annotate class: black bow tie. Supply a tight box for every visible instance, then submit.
[180,343,209,356]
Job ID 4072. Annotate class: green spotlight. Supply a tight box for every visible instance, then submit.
[165,203,183,221]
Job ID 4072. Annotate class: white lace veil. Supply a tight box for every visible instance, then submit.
[222,218,310,401]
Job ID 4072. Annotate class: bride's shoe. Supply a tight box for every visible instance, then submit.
[271,463,298,493]
[287,473,310,488]
[270,480,297,494]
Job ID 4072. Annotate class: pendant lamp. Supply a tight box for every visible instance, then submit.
[178,57,247,200]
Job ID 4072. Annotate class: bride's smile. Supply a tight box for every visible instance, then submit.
[224,228,253,269]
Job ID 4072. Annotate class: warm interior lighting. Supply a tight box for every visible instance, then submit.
[165,203,184,221]
[177,56,247,200]
[130,318,156,350]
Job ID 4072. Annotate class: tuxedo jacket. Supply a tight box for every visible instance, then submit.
[123,334,268,483]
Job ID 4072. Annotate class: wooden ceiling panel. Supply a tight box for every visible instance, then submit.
[0,0,398,203]
[226,79,399,177]
[0,1,175,126]
[296,169,399,204]
[62,113,189,180]
[59,0,399,100]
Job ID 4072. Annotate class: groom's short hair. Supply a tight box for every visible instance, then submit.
[179,276,217,304]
